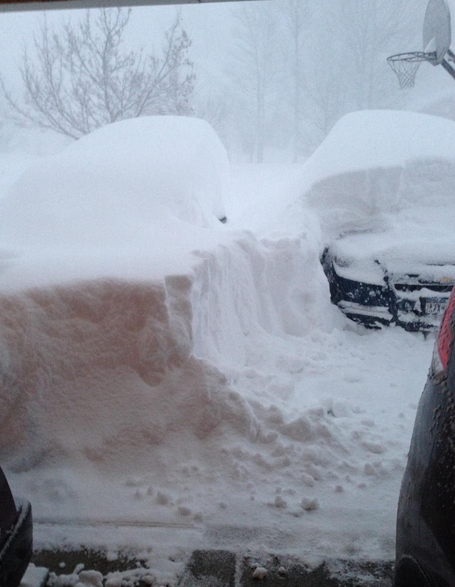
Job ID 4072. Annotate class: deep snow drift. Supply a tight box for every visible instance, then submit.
[0,111,443,583]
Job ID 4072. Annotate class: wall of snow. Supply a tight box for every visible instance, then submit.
[190,234,333,366]
[0,230,335,471]
[0,114,339,471]
[0,279,195,467]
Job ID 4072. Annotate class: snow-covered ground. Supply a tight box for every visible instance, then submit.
[0,112,447,585]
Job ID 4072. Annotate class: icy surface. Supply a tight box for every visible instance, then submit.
[0,112,444,580]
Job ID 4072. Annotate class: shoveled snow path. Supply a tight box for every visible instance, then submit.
[204,324,432,559]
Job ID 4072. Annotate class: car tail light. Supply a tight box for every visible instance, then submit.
[436,286,455,371]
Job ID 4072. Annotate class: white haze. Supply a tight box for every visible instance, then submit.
[1,1,455,584]
[2,0,455,161]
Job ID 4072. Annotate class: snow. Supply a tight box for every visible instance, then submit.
[20,563,49,587]
[0,153,41,200]
[0,111,444,582]
[302,110,455,240]
[331,231,455,285]
[0,116,228,250]
[303,110,455,180]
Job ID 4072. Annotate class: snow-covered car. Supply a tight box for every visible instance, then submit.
[303,110,455,332]
[395,286,455,586]
[0,116,229,249]
[0,467,32,587]
[321,235,455,332]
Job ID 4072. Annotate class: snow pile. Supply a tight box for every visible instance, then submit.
[0,116,336,483]
[0,153,40,200]
[301,110,455,238]
[0,231,334,471]
[0,115,436,570]
[17,324,431,565]
[191,234,333,366]
[0,116,228,248]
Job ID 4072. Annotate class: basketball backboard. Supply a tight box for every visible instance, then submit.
[423,0,452,65]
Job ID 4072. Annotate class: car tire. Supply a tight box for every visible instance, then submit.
[394,556,432,587]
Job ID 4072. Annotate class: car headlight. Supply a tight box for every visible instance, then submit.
[334,255,351,268]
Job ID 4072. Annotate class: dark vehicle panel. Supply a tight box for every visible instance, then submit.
[394,288,455,586]
[0,468,33,587]
[0,468,17,543]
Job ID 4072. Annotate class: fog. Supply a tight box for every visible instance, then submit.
[1,0,455,161]
[2,1,455,579]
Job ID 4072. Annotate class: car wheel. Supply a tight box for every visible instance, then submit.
[394,556,432,587]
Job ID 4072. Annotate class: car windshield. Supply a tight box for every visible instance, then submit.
[0,0,452,583]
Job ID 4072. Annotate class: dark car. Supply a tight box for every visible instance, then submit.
[322,235,455,333]
[0,467,32,587]
[394,285,455,586]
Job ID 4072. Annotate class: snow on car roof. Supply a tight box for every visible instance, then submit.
[0,116,229,250]
[301,110,455,241]
[304,109,455,182]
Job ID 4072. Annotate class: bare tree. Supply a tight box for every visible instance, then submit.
[291,0,422,152]
[335,0,420,110]
[230,3,280,163]
[280,0,311,162]
[196,88,232,149]
[303,51,350,150]
[1,8,195,139]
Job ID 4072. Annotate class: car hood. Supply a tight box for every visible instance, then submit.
[331,233,455,286]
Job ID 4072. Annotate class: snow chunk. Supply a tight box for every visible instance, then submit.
[301,497,320,512]
[252,566,268,580]
[0,278,258,468]
[20,564,49,587]
[274,495,288,508]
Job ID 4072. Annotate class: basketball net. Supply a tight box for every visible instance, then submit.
[387,52,436,89]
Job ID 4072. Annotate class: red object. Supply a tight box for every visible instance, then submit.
[438,286,455,370]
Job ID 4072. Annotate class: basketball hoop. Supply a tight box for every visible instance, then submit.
[387,51,437,88]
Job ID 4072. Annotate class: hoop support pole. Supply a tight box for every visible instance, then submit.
[440,58,455,81]
[447,48,455,62]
